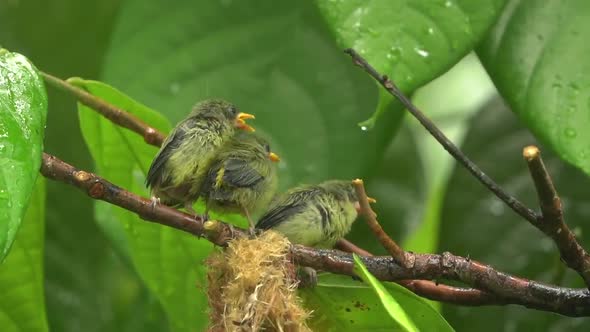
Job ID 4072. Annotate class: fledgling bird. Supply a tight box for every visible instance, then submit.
[200,131,280,230]
[256,180,375,248]
[145,99,255,213]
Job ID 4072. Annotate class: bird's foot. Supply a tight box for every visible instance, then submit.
[297,267,318,288]
[183,202,198,218]
[150,196,161,211]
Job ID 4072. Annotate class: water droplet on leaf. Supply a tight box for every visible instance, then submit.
[564,128,577,138]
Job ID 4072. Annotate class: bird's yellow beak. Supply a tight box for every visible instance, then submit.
[367,197,377,204]
[269,152,280,163]
[236,112,256,132]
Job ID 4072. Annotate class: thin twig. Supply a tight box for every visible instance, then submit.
[40,72,166,146]
[344,48,539,225]
[40,152,238,246]
[40,153,590,316]
[352,179,412,268]
[523,145,590,287]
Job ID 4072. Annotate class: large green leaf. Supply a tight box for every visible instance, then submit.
[101,1,398,194]
[0,179,48,332]
[44,208,169,332]
[0,49,47,262]
[315,0,507,127]
[73,79,211,331]
[478,1,590,177]
[439,98,590,330]
[301,272,453,331]
[0,1,170,331]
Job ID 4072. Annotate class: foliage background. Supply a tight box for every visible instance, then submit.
[1,0,590,331]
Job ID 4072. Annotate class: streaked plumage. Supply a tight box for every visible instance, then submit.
[256,180,359,248]
[145,99,255,211]
[200,131,280,228]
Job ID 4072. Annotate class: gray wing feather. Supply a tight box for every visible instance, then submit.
[145,120,193,188]
[256,189,319,229]
[222,158,263,188]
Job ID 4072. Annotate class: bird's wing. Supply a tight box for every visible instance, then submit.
[256,189,319,229]
[219,158,264,188]
[145,119,194,188]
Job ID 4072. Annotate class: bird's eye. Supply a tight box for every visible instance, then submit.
[264,144,271,153]
[228,106,238,115]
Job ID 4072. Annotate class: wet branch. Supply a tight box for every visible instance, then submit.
[40,153,590,316]
[343,48,539,225]
[41,72,165,146]
[523,146,590,288]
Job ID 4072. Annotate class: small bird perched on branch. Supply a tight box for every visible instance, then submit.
[145,99,255,213]
[200,131,280,231]
[256,180,376,248]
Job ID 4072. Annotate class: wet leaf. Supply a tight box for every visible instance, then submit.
[0,49,47,262]
[479,0,590,177]
[316,0,507,127]
[440,97,590,330]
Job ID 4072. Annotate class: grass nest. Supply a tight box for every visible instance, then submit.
[207,230,312,331]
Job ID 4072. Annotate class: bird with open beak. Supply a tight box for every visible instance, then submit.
[145,99,256,214]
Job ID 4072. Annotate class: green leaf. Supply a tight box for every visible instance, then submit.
[315,0,507,127]
[0,49,47,262]
[478,1,590,177]
[439,98,590,330]
[73,79,212,332]
[0,178,48,332]
[102,0,397,193]
[353,254,419,332]
[300,272,453,331]
[0,1,171,331]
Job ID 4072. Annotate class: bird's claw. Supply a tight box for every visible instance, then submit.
[298,267,318,288]
[150,196,160,211]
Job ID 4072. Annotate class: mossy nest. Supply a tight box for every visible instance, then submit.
[207,230,312,331]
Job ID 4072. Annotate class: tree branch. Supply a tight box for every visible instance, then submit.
[294,247,590,316]
[343,48,539,225]
[41,72,165,146]
[523,146,590,288]
[40,153,590,316]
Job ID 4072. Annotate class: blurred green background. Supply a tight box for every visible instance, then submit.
[2,0,590,331]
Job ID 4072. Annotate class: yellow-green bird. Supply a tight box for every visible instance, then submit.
[256,180,374,248]
[145,99,255,213]
[200,131,280,230]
